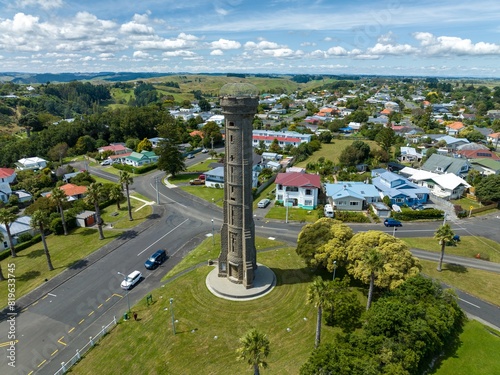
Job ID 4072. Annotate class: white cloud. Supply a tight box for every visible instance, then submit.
[413,32,500,56]
[327,46,348,56]
[244,40,282,50]
[210,49,224,56]
[133,51,150,58]
[15,0,63,10]
[210,38,241,50]
[120,21,155,35]
[136,33,199,51]
[162,50,197,57]
[367,43,417,55]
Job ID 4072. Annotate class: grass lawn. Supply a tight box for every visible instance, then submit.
[100,197,153,230]
[451,197,483,210]
[168,173,203,184]
[0,228,121,308]
[180,185,225,206]
[266,206,321,223]
[402,236,500,263]
[294,139,380,168]
[431,320,500,375]
[419,259,500,307]
[187,159,217,172]
[70,244,339,375]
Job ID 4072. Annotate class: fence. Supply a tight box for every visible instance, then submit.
[53,315,118,375]
[470,202,499,215]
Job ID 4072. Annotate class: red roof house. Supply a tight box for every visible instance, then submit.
[274,172,321,209]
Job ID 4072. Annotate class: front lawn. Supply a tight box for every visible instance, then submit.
[266,206,320,223]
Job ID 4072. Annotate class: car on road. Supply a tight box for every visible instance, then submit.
[120,270,143,290]
[257,198,271,208]
[201,148,209,153]
[186,154,195,159]
[100,159,112,166]
[189,178,205,185]
[384,218,402,227]
[144,249,168,270]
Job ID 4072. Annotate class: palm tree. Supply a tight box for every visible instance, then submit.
[50,186,68,235]
[30,210,54,271]
[109,184,124,210]
[0,208,18,257]
[435,223,455,272]
[85,183,105,240]
[307,277,331,348]
[119,171,134,221]
[237,328,271,375]
[364,248,385,310]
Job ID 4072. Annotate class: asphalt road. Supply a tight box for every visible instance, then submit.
[1,159,499,374]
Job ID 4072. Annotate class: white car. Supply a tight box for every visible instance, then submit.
[257,198,271,208]
[201,148,209,153]
[100,159,112,166]
[120,270,143,290]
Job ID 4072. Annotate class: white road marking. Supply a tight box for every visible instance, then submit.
[137,219,189,256]
[47,293,57,297]
[459,298,480,308]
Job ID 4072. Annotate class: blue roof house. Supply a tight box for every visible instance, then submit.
[325,182,380,211]
[372,170,429,207]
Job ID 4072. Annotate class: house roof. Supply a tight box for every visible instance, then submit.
[446,121,465,130]
[0,168,15,178]
[98,144,128,152]
[51,183,88,197]
[205,166,224,177]
[0,215,31,236]
[488,132,500,140]
[436,135,469,145]
[456,149,500,160]
[470,158,500,171]
[401,167,470,190]
[325,182,380,200]
[422,154,469,175]
[275,172,321,189]
[18,157,47,164]
[253,135,302,143]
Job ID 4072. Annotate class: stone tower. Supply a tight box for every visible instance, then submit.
[217,83,259,289]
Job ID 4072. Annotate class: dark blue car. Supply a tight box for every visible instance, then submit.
[144,249,168,270]
[384,218,402,227]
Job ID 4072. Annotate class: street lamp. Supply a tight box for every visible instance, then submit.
[117,272,131,315]
[285,193,289,224]
[211,219,215,246]
[332,260,337,281]
[393,226,397,237]
[170,298,176,335]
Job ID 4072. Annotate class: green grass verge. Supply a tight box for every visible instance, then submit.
[451,197,483,210]
[69,245,336,375]
[187,159,216,172]
[180,185,225,206]
[100,197,153,230]
[431,320,500,375]
[402,236,500,263]
[419,259,500,307]
[0,228,121,308]
[265,206,321,223]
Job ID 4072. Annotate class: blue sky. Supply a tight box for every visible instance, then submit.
[0,0,499,77]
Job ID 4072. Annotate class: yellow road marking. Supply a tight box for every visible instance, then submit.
[0,340,18,347]
[42,295,48,299]
[21,308,28,313]
[32,301,38,306]
[51,349,58,356]
[27,371,33,375]
[112,293,123,299]
[88,311,94,317]
[38,359,46,367]
[68,327,75,334]
[58,336,66,346]
[98,303,103,309]
[79,319,85,325]
[105,297,111,302]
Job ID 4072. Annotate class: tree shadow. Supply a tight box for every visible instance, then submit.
[147,213,161,220]
[79,228,97,236]
[118,230,138,240]
[18,270,41,281]
[270,266,317,286]
[26,249,44,259]
[444,263,468,274]
[67,259,89,270]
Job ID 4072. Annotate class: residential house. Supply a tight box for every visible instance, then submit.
[400,167,470,200]
[371,202,392,218]
[15,157,47,171]
[204,166,225,188]
[1,216,35,250]
[324,182,380,211]
[11,189,32,203]
[399,147,423,162]
[98,143,132,155]
[45,183,87,201]
[470,158,500,176]
[445,122,465,136]
[252,130,312,150]
[261,152,281,161]
[0,182,12,203]
[455,149,500,160]
[148,137,165,148]
[435,135,469,151]
[487,132,500,148]
[275,172,321,209]
[75,210,96,228]
[0,168,16,184]
[456,142,489,151]
[124,151,159,167]
[421,154,470,177]
[372,170,429,207]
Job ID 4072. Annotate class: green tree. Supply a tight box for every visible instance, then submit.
[313,222,353,272]
[236,328,271,375]
[136,138,153,152]
[30,210,54,271]
[268,139,281,153]
[109,184,124,210]
[47,142,69,163]
[202,121,223,148]
[374,126,395,152]
[119,171,134,221]
[198,98,211,112]
[157,120,186,177]
[307,277,331,348]
[85,183,105,240]
[347,231,421,309]
[434,223,455,272]
[475,174,500,203]
[49,187,68,236]
[0,208,18,257]
[0,232,4,281]
[324,277,363,333]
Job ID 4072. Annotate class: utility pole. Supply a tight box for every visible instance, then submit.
[210,136,214,151]
[155,176,160,204]
[285,193,289,224]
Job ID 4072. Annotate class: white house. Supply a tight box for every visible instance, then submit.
[15,157,47,171]
[204,166,225,188]
[0,182,12,203]
[325,182,380,211]
[1,216,35,250]
[275,172,321,209]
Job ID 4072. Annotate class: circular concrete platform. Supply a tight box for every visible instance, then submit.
[206,263,276,301]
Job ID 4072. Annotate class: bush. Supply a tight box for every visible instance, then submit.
[17,232,33,243]
[393,208,444,221]
[50,217,64,235]
[0,234,42,261]
[334,211,370,223]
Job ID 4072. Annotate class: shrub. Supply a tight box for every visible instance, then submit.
[50,217,64,235]
[334,211,370,223]
[0,234,42,261]
[393,208,444,221]
[17,232,33,243]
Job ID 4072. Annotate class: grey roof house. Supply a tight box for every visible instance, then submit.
[421,154,470,177]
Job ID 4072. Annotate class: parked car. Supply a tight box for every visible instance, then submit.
[189,179,204,185]
[144,249,168,270]
[384,218,402,227]
[186,154,195,159]
[201,148,209,153]
[100,159,112,166]
[120,270,143,290]
[257,198,271,208]
[198,174,206,181]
